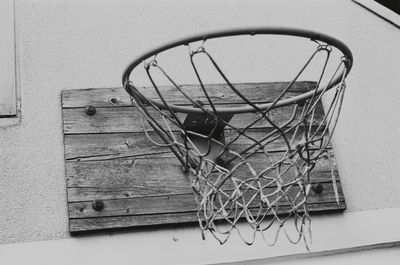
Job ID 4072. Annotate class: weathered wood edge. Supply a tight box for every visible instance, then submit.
[61,92,75,236]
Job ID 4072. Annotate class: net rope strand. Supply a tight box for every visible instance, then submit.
[126,38,349,248]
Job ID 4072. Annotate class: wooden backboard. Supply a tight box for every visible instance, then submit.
[61,82,346,233]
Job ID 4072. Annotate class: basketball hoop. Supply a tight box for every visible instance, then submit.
[122,27,353,247]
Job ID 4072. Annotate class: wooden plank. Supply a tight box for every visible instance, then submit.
[64,127,330,160]
[62,81,316,108]
[66,153,339,192]
[69,212,200,232]
[62,104,324,134]
[64,132,168,160]
[69,200,346,233]
[66,155,190,191]
[68,182,345,219]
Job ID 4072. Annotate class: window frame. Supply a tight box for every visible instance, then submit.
[0,0,17,117]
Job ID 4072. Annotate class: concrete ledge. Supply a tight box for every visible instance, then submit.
[1,207,400,264]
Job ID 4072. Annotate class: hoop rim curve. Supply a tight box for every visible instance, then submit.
[122,27,353,114]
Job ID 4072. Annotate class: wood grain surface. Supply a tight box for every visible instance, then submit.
[61,82,346,233]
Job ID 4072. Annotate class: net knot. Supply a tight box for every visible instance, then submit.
[144,58,158,70]
[317,44,332,52]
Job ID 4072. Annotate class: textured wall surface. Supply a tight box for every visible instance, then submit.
[0,0,399,246]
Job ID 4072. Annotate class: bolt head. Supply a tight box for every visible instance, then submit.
[85,105,96,116]
[92,200,104,211]
[312,183,324,194]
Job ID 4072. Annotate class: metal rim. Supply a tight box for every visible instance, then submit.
[122,27,353,114]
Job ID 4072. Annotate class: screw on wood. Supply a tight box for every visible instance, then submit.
[92,200,104,211]
[312,183,324,194]
[85,105,96,116]
[110,97,120,105]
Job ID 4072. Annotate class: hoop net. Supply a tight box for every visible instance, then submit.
[124,33,351,248]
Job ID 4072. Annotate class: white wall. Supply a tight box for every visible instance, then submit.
[0,0,399,262]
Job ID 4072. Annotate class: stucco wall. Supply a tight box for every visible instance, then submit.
[0,0,399,248]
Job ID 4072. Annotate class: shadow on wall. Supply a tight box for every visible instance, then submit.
[375,0,400,15]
